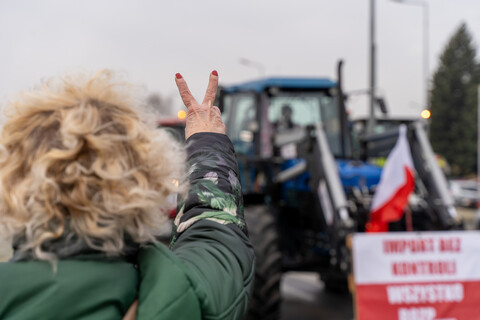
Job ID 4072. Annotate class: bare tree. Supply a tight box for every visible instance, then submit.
[146,93,174,116]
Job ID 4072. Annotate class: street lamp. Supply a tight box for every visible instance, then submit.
[239,58,266,77]
[390,0,429,111]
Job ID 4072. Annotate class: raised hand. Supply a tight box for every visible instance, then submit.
[175,71,226,139]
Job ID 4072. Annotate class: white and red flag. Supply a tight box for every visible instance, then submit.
[367,125,415,232]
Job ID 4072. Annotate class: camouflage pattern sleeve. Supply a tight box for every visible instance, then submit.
[170,132,247,246]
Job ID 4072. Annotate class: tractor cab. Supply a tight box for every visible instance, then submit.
[218,77,381,197]
[220,77,350,159]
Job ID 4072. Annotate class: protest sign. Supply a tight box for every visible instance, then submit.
[352,231,480,320]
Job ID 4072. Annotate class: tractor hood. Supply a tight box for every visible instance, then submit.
[336,160,382,191]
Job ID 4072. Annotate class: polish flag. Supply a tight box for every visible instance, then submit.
[366,125,415,232]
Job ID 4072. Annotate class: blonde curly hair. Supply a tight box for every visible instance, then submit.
[0,71,187,261]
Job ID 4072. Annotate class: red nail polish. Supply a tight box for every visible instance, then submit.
[212,70,218,76]
[175,73,182,79]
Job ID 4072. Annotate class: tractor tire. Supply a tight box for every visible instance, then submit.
[244,205,282,320]
[322,272,349,294]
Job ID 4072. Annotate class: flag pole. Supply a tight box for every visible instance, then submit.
[405,207,413,231]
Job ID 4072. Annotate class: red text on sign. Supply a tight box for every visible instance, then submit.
[392,260,456,276]
[383,239,435,254]
[439,237,461,252]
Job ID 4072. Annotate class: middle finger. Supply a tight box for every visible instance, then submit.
[202,70,219,107]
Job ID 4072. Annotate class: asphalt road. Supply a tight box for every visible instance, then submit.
[281,272,354,320]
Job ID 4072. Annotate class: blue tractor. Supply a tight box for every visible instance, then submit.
[216,62,377,319]
[216,62,460,320]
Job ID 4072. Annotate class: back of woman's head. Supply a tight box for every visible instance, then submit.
[0,70,187,261]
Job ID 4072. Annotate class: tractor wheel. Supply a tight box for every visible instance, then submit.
[322,272,349,294]
[244,205,282,320]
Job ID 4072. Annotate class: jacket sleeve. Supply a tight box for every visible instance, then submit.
[170,132,254,320]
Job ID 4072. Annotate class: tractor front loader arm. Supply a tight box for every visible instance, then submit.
[410,121,459,229]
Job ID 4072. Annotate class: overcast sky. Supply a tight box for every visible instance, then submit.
[0,0,479,118]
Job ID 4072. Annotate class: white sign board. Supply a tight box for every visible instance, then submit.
[352,231,480,320]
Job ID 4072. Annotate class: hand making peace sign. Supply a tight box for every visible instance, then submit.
[175,71,226,139]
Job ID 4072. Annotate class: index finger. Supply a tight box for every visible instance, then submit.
[175,73,197,109]
[202,70,219,107]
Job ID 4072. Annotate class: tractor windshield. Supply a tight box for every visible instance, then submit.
[221,90,348,159]
[269,93,343,157]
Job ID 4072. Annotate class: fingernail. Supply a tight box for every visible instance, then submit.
[212,70,218,76]
[175,73,182,79]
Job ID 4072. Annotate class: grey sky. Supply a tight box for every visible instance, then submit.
[0,0,479,118]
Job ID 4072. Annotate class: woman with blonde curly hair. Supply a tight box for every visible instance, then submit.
[0,71,254,320]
